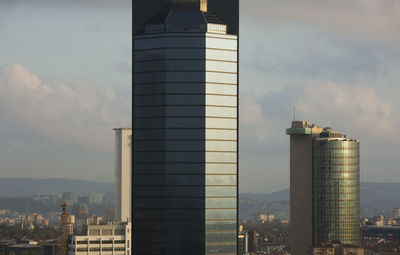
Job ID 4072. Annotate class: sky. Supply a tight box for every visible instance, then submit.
[0,0,399,193]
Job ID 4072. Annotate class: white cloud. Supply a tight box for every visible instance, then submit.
[296,80,400,142]
[0,63,131,152]
[242,0,400,45]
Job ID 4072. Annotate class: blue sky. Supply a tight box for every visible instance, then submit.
[0,0,399,193]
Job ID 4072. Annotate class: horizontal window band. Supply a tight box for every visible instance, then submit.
[132,185,237,187]
[134,116,237,120]
[134,82,237,86]
[132,207,237,210]
[133,196,237,199]
[134,81,237,85]
[134,34,237,41]
[134,47,237,52]
[134,58,237,63]
[133,127,236,130]
[134,150,236,153]
[134,105,237,109]
[133,162,237,165]
[314,192,359,195]
[134,93,237,97]
[134,139,237,142]
[134,70,237,75]
[133,173,237,176]
[132,219,237,222]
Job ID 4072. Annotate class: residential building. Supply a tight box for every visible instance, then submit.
[287,121,360,255]
[88,193,104,205]
[393,208,400,219]
[132,0,239,254]
[67,222,131,255]
[63,192,78,205]
[114,128,132,222]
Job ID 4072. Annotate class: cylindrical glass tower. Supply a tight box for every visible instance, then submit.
[313,135,360,246]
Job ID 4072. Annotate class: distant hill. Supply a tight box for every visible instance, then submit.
[239,183,400,219]
[0,178,113,197]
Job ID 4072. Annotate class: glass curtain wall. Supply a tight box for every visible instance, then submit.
[133,12,237,255]
[313,139,360,246]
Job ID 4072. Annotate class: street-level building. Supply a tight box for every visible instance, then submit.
[67,222,131,255]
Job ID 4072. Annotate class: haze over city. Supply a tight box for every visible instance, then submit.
[1,0,400,193]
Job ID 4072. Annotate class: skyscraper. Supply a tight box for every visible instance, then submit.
[114,128,132,222]
[286,121,360,255]
[132,1,239,254]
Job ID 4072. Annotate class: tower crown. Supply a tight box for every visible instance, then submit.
[167,0,207,12]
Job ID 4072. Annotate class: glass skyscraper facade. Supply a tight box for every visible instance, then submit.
[313,132,360,246]
[287,122,360,255]
[132,1,238,254]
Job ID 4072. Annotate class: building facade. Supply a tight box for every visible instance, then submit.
[114,128,132,222]
[132,1,239,254]
[68,223,131,255]
[286,121,360,255]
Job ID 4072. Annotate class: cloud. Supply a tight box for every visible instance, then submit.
[0,0,130,8]
[242,0,400,45]
[296,80,400,142]
[0,63,131,152]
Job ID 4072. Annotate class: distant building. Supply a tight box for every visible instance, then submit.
[248,230,257,253]
[88,193,104,205]
[238,232,249,255]
[114,128,132,222]
[313,245,363,255]
[8,244,41,255]
[0,239,16,255]
[256,212,275,224]
[67,222,131,255]
[393,208,400,219]
[287,121,360,255]
[63,192,78,205]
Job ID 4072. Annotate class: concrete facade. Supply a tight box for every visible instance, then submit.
[287,121,322,255]
[68,222,131,255]
[114,128,132,222]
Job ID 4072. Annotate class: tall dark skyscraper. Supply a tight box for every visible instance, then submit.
[286,121,360,255]
[132,1,239,254]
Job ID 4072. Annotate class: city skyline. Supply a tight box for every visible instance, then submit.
[1,0,400,193]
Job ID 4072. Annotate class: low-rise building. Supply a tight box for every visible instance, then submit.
[68,222,131,255]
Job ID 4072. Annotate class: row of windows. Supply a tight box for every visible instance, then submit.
[133,197,236,209]
[76,247,125,252]
[134,36,237,51]
[133,175,237,186]
[133,151,237,163]
[134,94,237,107]
[134,49,237,63]
[135,106,237,118]
[76,240,125,245]
[133,186,237,197]
[132,220,236,232]
[134,117,237,129]
[133,208,236,220]
[134,140,237,152]
[133,129,237,140]
[134,72,237,84]
[132,163,237,174]
[134,60,237,73]
[134,83,237,95]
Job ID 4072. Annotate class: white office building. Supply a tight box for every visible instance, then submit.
[68,222,131,255]
[114,128,132,222]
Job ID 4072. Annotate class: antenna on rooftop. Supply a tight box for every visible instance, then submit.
[293,105,296,121]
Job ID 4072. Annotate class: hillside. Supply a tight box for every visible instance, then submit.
[0,178,113,197]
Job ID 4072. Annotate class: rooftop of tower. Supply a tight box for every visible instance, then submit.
[286,120,359,141]
[144,9,228,34]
